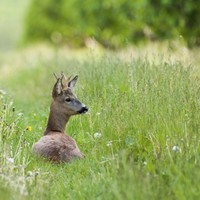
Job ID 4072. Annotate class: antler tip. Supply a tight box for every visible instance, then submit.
[53,73,58,79]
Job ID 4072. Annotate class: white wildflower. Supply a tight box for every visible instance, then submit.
[143,161,147,165]
[7,157,14,164]
[94,132,102,139]
[96,112,101,116]
[106,141,112,147]
[17,112,23,117]
[27,171,33,177]
[172,145,181,153]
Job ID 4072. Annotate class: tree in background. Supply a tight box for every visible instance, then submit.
[23,0,200,48]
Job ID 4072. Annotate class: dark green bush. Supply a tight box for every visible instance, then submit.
[23,0,200,48]
[146,0,200,47]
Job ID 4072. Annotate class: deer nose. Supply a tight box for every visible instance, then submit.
[78,106,88,114]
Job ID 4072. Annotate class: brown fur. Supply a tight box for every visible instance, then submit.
[32,132,84,162]
[32,73,88,163]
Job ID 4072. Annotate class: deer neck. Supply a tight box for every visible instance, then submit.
[44,101,70,135]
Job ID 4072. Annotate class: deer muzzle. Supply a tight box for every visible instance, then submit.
[78,106,88,114]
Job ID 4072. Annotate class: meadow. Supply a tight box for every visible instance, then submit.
[0,45,199,200]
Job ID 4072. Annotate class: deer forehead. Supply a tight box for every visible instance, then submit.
[62,89,76,97]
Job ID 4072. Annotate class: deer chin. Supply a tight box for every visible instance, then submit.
[78,106,88,114]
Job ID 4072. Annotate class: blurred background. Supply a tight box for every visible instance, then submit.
[0,0,27,52]
[0,0,200,53]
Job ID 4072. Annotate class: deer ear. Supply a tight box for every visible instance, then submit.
[52,78,63,97]
[68,75,78,88]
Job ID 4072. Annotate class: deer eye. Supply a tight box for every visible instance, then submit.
[65,97,71,103]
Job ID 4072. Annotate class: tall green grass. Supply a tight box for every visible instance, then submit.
[0,52,199,199]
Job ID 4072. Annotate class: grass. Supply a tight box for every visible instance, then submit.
[0,46,199,200]
[1,1,200,199]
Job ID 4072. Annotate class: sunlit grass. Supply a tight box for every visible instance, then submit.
[0,46,199,199]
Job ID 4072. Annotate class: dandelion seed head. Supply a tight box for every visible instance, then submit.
[106,141,112,147]
[17,112,23,117]
[7,157,14,164]
[172,145,181,152]
[94,132,102,139]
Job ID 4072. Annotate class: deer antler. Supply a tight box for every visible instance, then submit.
[53,72,74,89]
[61,72,72,88]
[53,73,58,80]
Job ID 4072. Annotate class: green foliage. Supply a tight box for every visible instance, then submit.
[0,49,200,199]
[23,0,200,48]
[147,0,200,47]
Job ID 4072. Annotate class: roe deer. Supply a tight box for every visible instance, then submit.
[32,73,88,163]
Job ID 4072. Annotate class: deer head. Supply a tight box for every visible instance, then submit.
[52,72,88,116]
